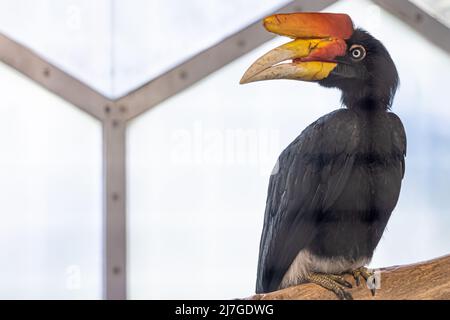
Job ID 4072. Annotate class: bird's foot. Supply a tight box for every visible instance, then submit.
[350,267,377,296]
[306,272,353,300]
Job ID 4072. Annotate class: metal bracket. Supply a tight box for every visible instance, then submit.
[103,104,127,299]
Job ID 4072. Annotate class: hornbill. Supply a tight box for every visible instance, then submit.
[240,13,406,300]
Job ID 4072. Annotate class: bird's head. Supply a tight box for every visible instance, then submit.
[240,12,399,110]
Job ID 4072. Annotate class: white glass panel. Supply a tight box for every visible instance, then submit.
[113,0,291,97]
[0,0,290,98]
[128,0,450,299]
[0,62,102,299]
[0,0,111,96]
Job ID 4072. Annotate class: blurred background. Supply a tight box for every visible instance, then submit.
[0,0,450,299]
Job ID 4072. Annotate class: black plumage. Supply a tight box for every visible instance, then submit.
[256,29,406,294]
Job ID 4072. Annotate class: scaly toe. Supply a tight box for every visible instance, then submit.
[328,274,353,288]
[306,273,353,300]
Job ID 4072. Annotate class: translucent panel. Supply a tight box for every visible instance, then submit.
[0,62,102,299]
[0,0,289,98]
[129,0,450,299]
[410,0,450,27]
[0,0,111,96]
[113,0,291,97]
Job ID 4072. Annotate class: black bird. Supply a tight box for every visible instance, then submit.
[240,12,406,300]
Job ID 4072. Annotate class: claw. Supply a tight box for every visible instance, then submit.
[342,290,354,300]
[355,276,360,287]
[342,280,353,289]
[335,287,353,300]
[369,277,377,296]
[349,267,377,296]
[353,271,361,286]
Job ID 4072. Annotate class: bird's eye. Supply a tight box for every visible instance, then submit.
[349,45,366,61]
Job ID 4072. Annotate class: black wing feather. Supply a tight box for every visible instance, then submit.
[256,109,361,293]
[388,112,407,177]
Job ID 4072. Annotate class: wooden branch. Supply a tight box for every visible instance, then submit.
[248,254,450,300]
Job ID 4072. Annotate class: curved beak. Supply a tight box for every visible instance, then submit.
[240,13,353,85]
